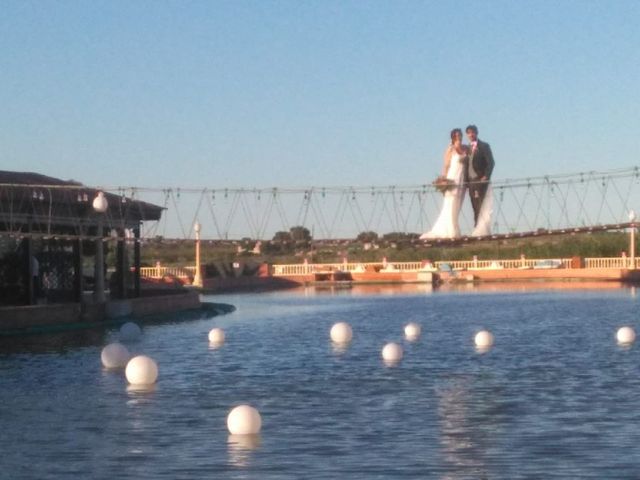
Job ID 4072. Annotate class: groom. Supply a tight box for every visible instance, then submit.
[465,125,495,225]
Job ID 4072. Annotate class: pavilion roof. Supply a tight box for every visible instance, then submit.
[0,171,163,236]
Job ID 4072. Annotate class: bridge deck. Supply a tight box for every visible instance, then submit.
[421,222,635,246]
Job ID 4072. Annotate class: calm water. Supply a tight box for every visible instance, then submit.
[2,285,640,479]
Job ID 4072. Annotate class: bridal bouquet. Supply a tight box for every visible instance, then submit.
[432,176,455,194]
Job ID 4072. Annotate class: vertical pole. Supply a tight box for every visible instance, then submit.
[73,236,84,302]
[193,223,203,287]
[24,236,34,305]
[116,230,126,299]
[94,219,105,302]
[134,225,141,298]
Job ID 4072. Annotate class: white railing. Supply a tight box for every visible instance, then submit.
[140,265,196,279]
[271,259,577,276]
[140,257,640,279]
[435,258,573,270]
[271,261,425,276]
[584,257,640,269]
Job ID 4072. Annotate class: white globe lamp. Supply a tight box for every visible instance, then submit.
[125,355,159,385]
[208,327,225,345]
[382,342,403,364]
[101,342,130,369]
[330,322,353,344]
[92,191,109,213]
[120,322,142,342]
[227,405,262,435]
[617,326,636,345]
[474,330,494,349]
[404,322,421,341]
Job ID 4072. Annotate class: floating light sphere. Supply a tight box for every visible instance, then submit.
[125,355,158,385]
[119,322,142,342]
[617,326,636,345]
[404,322,422,341]
[208,327,225,345]
[101,342,130,369]
[474,330,494,349]
[382,342,403,363]
[227,405,262,435]
[330,322,353,344]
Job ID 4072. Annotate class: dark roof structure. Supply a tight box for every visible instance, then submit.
[0,171,163,237]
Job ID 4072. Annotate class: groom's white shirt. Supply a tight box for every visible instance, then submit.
[469,141,479,179]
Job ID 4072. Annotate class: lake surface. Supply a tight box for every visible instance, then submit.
[2,284,640,479]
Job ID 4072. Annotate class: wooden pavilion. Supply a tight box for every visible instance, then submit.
[0,171,163,306]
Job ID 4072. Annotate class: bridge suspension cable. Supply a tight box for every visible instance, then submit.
[1,166,639,241]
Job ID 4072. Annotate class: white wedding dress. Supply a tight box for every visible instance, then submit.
[471,185,493,236]
[420,152,466,239]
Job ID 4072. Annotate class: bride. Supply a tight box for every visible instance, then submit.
[420,129,468,239]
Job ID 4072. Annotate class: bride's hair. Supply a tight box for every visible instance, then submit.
[450,128,462,144]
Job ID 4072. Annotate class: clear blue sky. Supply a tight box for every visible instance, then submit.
[1,0,638,189]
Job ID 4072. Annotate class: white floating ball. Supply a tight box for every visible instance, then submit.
[474,330,494,348]
[617,326,636,345]
[119,322,142,342]
[101,342,130,369]
[125,355,158,385]
[227,405,262,435]
[208,327,225,345]
[330,322,353,344]
[382,342,403,363]
[404,322,421,341]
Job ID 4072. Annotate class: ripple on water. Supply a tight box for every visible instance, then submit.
[1,287,640,478]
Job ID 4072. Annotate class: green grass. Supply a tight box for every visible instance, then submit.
[140,231,632,266]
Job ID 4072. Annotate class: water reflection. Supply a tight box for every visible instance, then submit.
[291,280,633,298]
[0,328,107,355]
[475,346,492,355]
[331,343,350,355]
[227,434,261,468]
[437,378,492,479]
[126,383,158,396]
[4,286,640,478]
[303,284,434,297]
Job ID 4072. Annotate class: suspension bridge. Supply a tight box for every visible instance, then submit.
[1,166,640,243]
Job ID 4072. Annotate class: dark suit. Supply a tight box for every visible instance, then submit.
[467,139,495,225]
